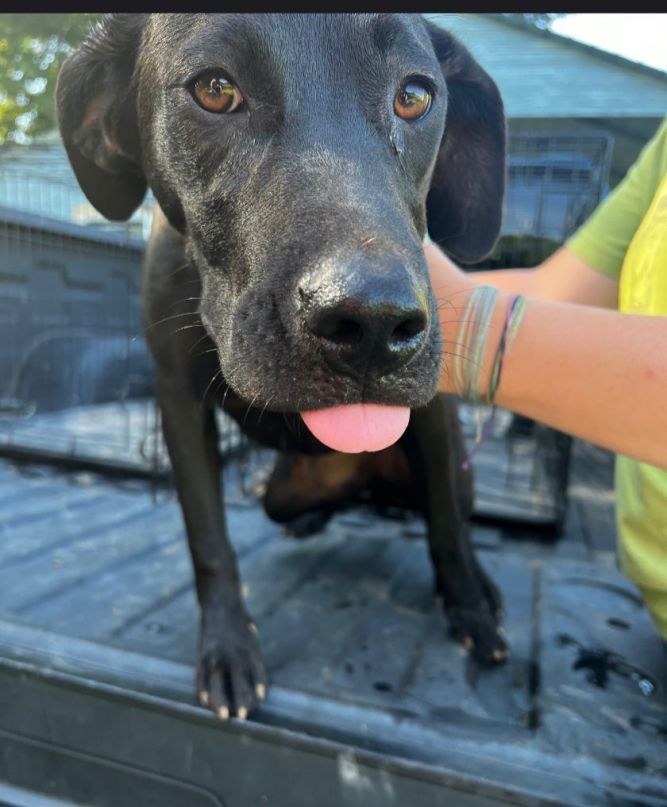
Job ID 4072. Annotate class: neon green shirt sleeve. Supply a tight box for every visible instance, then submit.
[566,118,667,279]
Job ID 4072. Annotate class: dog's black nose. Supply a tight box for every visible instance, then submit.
[299,260,428,378]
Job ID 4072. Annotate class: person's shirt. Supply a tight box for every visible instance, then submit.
[567,118,667,640]
[566,118,667,290]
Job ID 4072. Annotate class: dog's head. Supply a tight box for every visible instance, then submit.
[57,14,505,429]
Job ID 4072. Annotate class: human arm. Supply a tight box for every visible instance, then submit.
[426,242,667,469]
[468,246,619,308]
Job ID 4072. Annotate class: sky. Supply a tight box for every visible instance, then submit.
[550,14,667,73]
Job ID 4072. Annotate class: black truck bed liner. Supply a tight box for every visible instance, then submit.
[0,441,664,806]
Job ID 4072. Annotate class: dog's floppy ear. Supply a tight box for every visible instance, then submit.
[56,14,148,221]
[425,22,506,263]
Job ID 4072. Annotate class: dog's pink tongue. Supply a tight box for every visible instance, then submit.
[300,404,410,453]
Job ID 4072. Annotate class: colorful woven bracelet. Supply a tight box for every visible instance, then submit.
[484,293,526,406]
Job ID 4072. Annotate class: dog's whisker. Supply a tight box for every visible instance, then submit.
[433,288,478,303]
[242,394,260,426]
[164,295,202,314]
[435,299,473,311]
[213,374,228,403]
[163,261,192,279]
[281,411,296,438]
[428,337,473,353]
[220,382,232,411]
[189,333,214,355]
[428,228,467,247]
[257,395,274,426]
[201,369,222,406]
[144,311,200,334]
[192,347,219,360]
[293,397,306,442]
[442,351,481,370]
[172,324,207,336]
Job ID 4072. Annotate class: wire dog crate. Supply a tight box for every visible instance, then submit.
[0,143,245,481]
[0,206,160,474]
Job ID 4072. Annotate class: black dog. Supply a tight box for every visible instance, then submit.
[57,13,508,720]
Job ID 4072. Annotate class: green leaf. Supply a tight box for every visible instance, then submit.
[0,13,100,144]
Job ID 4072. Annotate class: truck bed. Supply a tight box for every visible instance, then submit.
[0,437,664,806]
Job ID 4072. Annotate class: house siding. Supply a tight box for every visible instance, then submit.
[426,14,667,118]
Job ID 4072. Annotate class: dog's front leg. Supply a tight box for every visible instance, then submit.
[156,379,267,719]
[405,395,508,664]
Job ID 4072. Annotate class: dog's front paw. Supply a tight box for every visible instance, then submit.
[197,605,268,720]
[438,565,508,665]
[445,602,508,665]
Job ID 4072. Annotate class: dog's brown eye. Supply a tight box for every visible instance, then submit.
[192,74,244,114]
[394,80,432,121]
